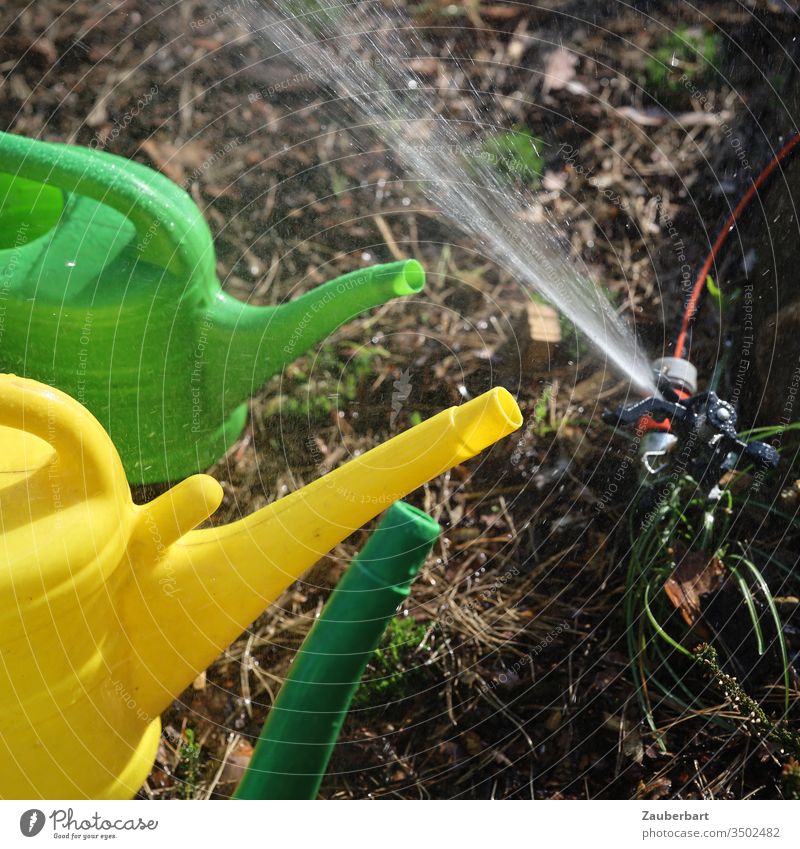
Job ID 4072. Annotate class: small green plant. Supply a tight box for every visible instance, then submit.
[177,727,202,799]
[624,421,800,751]
[533,384,552,431]
[353,615,428,708]
[272,341,387,419]
[481,129,543,187]
[705,274,725,312]
[645,27,720,92]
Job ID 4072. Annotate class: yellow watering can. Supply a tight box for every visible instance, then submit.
[0,374,522,799]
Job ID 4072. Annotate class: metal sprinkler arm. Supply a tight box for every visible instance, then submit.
[600,374,689,428]
[601,395,684,429]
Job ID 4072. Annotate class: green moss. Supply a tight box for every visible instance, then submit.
[645,27,720,92]
[352,615,429,709]
[269,341,386,419]
[480,129,544,187]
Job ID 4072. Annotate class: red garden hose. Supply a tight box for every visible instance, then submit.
[673,130,800,361]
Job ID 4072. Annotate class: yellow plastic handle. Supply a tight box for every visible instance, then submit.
[0,374,122,495]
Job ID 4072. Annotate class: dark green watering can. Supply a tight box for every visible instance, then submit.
[0,130,424,483]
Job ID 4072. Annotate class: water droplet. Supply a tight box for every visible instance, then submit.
[361,251,372,261]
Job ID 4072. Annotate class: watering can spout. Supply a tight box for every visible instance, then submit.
[0,375,521,798]
[124,387,522,718]
[0,130,429,483]
[208,259,425,410]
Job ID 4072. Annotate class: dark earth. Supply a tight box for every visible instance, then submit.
[2,0,800,799]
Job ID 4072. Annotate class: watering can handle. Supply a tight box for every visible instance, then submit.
[0,130,217,285]
[0,374,123,494]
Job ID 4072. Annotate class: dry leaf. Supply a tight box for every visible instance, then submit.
[461,731,484,756]
[480,5,524,20]
[636,776,673,800]
[542,169,568,191]
[622,721,644,765]
[542,47,579,94]
[141,138,212,185]
[664,553,725,626]
[217,739,254,788]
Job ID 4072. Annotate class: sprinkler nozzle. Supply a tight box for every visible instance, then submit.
[640,431,678,475]
[651,357,698,397]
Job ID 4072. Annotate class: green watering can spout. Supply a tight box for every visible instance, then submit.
[209,259,425,410]
[0,130,425,483]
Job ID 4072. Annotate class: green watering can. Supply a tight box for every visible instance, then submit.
[0,131,424,483]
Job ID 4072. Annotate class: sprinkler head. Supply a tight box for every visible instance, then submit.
[602,384,779,495]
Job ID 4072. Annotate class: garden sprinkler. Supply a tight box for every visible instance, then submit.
[235,500,440,800]
[603,356,779,495]
[0,130,425,484]
[0,373,521,799]
[607,132,800,493]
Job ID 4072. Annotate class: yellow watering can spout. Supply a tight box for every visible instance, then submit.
[0,373,521,799]
[125,387,523,719]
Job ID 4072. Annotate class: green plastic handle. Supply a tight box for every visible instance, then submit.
[0,129,215,286]
[234,500,440,800]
